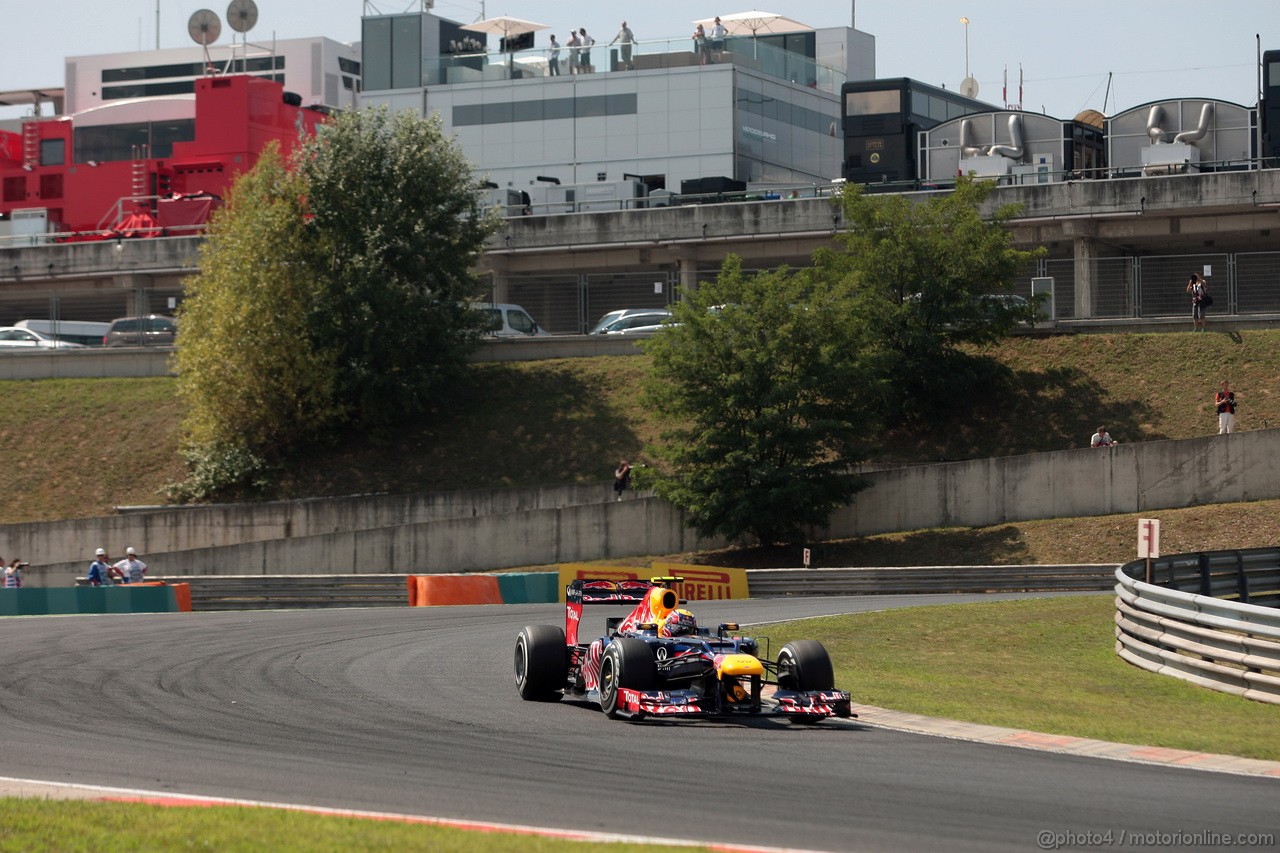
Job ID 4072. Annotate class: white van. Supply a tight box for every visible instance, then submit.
[16,319,111,347]
[473,303,551,337]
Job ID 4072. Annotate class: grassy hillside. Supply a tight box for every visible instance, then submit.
[3,330,1279,565]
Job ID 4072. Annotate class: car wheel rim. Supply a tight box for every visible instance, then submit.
[601,657,616,706]
[515,641,527,685]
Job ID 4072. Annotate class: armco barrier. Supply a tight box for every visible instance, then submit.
[1115,549,1280,704]
[153,566,1115,611]
[0,583,190,616]
[175,575,410,611]
[162,573,558,610]
[746,565,1116,596]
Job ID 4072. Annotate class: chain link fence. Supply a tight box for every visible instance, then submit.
[0,286,182,344]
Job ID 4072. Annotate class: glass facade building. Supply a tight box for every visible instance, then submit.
[361,12,873,196]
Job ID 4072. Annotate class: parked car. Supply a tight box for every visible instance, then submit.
[103,315,177,347]
[0,327,86,349]
[473,303,551,337]
[589,307,669,335]
[15,319,109,347]
[598,310,675,336]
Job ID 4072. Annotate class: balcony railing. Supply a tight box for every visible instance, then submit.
[423,36,846,93]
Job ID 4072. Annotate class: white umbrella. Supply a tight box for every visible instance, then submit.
[693,10,812,37]
[460,14,550,43]
[461,15,550,71]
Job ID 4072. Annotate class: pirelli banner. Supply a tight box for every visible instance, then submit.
[557,562,749,602]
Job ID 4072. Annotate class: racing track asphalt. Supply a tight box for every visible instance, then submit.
[0,594,1276,853]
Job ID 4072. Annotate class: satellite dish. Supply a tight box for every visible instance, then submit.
[226,0,259,34]
[187,9,222,46]
[960,76,980,99]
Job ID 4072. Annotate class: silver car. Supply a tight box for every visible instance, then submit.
[589,308,670,335]
[0,327,86,349]
[597,310,674,336]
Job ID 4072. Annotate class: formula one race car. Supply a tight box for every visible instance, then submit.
[514,576,854,722]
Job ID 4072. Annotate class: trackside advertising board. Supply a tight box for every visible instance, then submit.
[557,563,749,602]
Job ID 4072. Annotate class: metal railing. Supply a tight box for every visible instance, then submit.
[423,35,846,93]
[747,565,1115,596]
[1114,549,1280,705]
[155,564,1116,610]
[156,574,409,611]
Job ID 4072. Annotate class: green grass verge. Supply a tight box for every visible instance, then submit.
[760,595,1280,761]
[0,799,711,852]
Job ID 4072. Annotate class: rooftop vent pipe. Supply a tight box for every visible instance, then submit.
[1173,103,1214,144]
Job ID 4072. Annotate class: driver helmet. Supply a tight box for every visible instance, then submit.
[660,608,698,638]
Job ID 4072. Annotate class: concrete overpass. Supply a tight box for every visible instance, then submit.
[3,169,1279,328]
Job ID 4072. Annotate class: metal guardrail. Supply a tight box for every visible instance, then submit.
[158,575,409,611]
[157,565,1116,611]
[746,565,1116,596]
[1114,549,1280,704]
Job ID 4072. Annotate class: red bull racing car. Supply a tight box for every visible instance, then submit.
[514,577,854,722]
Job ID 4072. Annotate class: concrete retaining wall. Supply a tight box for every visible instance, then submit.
[2,482,618,573]
[30,498,725,587]
[830,430,1280,536]
[8,430,1279,588]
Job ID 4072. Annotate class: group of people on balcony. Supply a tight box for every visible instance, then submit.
[693,17,728,64]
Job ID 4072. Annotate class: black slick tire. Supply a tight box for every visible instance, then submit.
[515,625,567,701]
[598,637,657,719]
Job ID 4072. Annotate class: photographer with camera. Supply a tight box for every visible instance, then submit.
[3,557,27,588]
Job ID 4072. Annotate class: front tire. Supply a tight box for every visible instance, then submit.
[515,625,567,701]
[598,637,658,718]
[777,640,834,692]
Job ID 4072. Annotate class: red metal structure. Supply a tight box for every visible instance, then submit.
[0,74,327,238]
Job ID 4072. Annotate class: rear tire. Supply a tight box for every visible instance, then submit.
[599,637,658,719]
[515,625,567,701]
[777,640,834,692]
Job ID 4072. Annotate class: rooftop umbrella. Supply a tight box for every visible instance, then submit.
[461,14,550,71]
[693,10,812,37]
[694,10,812,58]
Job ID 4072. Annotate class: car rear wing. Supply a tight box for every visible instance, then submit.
[565,577,684,645]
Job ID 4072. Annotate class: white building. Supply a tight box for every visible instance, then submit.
[359,11,875,202]
[62,36,361,115]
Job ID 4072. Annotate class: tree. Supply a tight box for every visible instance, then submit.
[173,144,344,499]
[643,257,883,545]
[298,107,499,427]
[173,108,499,499]
[817,177,1045,423]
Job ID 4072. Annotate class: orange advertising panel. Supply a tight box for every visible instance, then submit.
[557,563,749,602]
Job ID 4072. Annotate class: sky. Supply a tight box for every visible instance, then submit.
[2,1,1278,120]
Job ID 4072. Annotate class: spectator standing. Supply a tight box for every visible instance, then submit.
[1187,273,1208,332]
[1215,381,1237,434]
[1090,426,1116,447]
[566,30,581,75]
[115,547,148,584]
[3,558,24,588]
[613,459,633,501]
[710,17,728,62]
[87,548,113,586]
[693,24,708,64]
[610,21,635,70]
[578,28,595,73]
[548,34,561,76]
